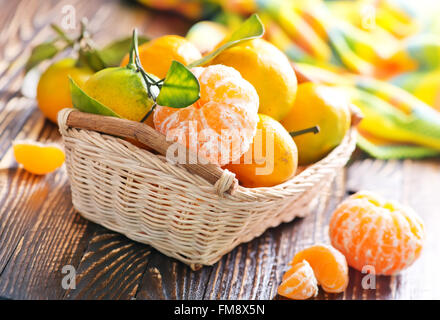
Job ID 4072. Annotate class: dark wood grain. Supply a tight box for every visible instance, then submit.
[0,0,439,300]
[64,226,151,300]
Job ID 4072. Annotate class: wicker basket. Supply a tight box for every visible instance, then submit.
[58,108,357,270]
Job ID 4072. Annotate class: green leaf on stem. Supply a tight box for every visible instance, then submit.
[188,13,264,68]
[156,61,200,108]
[77,49,107,72]
[69,77,120,117]
[25,41,59,72]
[99,35,149,67]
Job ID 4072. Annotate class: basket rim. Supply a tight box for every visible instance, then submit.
[59,111,357,267]
[59,108,357,199]
[233,128,357,195]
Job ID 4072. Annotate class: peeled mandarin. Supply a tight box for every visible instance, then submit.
[329,191,425,275]
[154,64,259,166]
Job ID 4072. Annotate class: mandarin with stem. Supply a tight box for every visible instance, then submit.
[121,35,201,79]
[223,114,298,188]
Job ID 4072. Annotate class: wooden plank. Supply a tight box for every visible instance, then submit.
[64,226,151,300]
[1,0,439,301]
[0,123,97,299]
[135,252,212,300]
[134,175,346,300]
[0,0,192,300]
[0,0,106,299]
[395,159,440,299]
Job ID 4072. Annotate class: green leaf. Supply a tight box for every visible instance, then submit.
[25,42,59,72]
[188,13,264,68]
[77,49,107,72]
[69,77,121,117]
[99,35,149,67]
[156,61,200,108]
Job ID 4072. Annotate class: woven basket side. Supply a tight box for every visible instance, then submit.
[60,110,357,268]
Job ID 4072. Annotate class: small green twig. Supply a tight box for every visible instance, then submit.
[141,103,157,123]
[50,24,75,46]
[290,126,320,137]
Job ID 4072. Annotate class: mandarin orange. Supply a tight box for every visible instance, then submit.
[223,114,298,188]
[121,35,201,78]
[329,191,425,275]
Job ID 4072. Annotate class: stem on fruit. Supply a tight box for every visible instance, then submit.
[127,29,138,70]
[141,103,157,123]
[126,29,168,123]
[51,24,75,46]
[290,126,320,137]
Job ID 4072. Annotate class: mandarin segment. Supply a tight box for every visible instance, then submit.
[278,261,318,300]
[329,191,425,275]
[13,141,65,175]
[154,65,259,166]
[290,244,349,293]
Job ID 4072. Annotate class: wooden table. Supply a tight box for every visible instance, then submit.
[0,0,439,300]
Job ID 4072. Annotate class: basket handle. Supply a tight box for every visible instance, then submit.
[59,109,239,196]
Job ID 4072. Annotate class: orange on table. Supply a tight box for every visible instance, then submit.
[223,114,298,188]
[290,244,349,293]
[278,261,318,300]
[154,64,259,166]
[329,191,425,275]
[120,35,202,78]
[13,140,65,175]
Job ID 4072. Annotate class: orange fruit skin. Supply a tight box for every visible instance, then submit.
[83,67,156,122]
[210,38,297,121]
[36,58,93,124]
[290,244,349,293]
[154,65,259,166]
[223,114,298,188]
[329,191,425,275]
[120,35,202,78]
[13,141,65,175]
[281,82,351,165]
[278,261,318,300]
